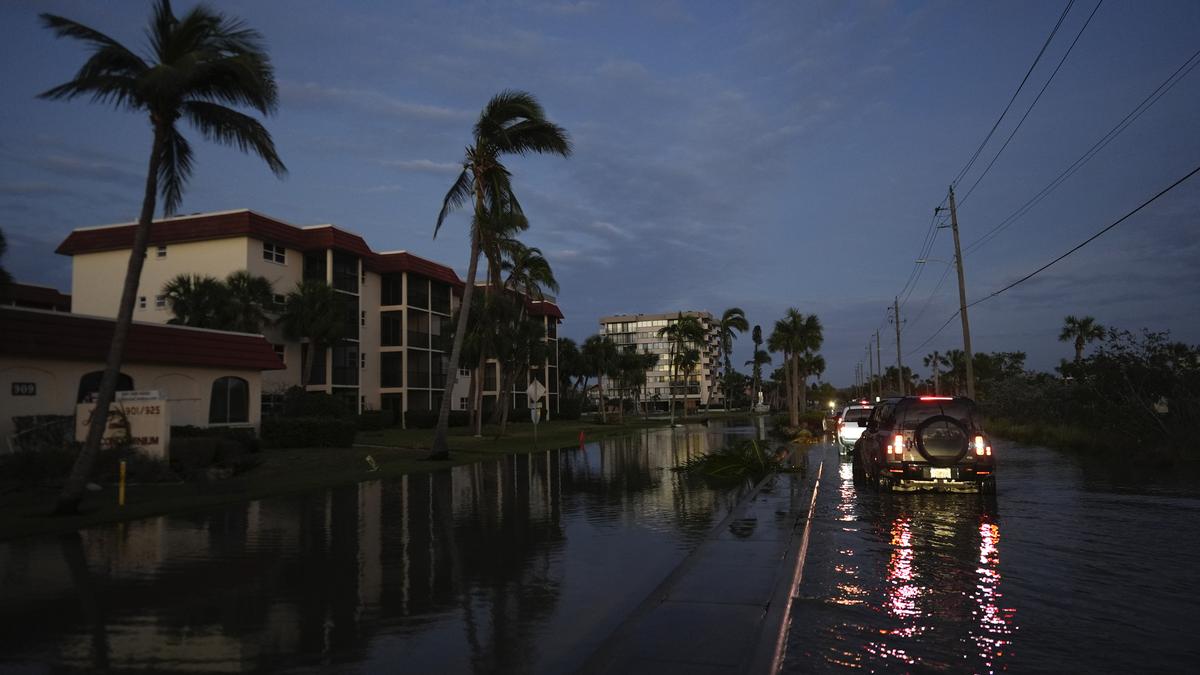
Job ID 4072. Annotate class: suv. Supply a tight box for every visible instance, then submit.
[836,402,875,453]
[853,396,995,493]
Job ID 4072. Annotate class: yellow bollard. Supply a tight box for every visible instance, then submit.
[118,460,127,506]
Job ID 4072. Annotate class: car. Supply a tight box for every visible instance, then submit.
[821,409,841,432]
[853,395,995,493]
[836,401,875,453]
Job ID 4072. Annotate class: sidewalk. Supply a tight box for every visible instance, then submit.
[581,461,823,674]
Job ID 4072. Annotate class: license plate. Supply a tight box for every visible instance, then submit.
[930,467,952,479]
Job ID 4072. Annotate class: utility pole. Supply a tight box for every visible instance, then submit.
[892,296,904,395]
[875,331,882,398]
[866,344,874,399]
[948,186,976,399]
[932,350,940,395]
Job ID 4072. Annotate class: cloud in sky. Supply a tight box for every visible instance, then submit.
[2,0,1199,381]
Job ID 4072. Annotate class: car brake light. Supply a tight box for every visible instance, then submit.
[974,435,985,455]
[920,396,953,401]
[889,434,905,455]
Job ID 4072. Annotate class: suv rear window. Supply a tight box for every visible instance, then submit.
[842,407,872,423]
[894,399,978,430]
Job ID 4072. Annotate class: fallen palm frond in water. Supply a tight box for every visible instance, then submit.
[674,439,800,483]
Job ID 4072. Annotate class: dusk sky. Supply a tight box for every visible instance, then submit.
[2,0,1198,386]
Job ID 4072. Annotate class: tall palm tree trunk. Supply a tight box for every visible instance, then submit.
[430,231,480,460]
[56,129,163,514]
[474,351,487,436]
[302,340,316,388]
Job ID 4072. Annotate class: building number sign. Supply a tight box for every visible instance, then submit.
[11,382,37,396]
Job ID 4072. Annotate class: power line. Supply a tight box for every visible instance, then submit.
[951,0,1077,188]
[963,44,1200,255]
[958,0,1104,206]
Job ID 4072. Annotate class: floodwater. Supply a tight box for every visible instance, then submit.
[784,441,1200,673]
[0,420,764,674]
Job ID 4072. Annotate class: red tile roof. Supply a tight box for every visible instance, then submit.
[0,307,285,371]
[55,210,463,288]
[528,300,564,320]
[1,283,71,312]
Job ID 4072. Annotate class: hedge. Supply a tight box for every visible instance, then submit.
[261,416,357,448]
[171,425,259,453]
[404,410,468,429]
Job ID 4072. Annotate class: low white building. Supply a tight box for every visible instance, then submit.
[0,306,285,444]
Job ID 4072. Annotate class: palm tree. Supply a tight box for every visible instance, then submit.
[717,307,749,411]
[924,351,949,395]
[490,243,558,425]
[557,337,583,394]
[40,0,285,514]
[1059,315,1106,363]
[749,324,764,407]
[657,313,706,426]
[280,280,349,387]
[582,335,619,423]
[769,309,823,427]
[162,273,228,328]
[223,270,275,333]
[675,347,701,415]
[796,352,826,413]
[430,91,571,460]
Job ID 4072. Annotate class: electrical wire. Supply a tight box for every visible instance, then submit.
[951,0,1077,188]
[958,0,1104,206]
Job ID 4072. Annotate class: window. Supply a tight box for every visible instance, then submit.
[263,242,286,264]
[155,294,166,310]
[458,368,470,377]
[430,282,450,315]
[547,320,558,339]
[332,251,359,293]
[156,245,167,258]
[138,296,146,309]
[301,344,327,385]
[460,397,468,409]
[360,310,366,327]
[209,376,249,424]
[381,311,403,346]
[360,353,366,369]
[408,351,430,388]
[381,275,403,305]
[431,355,448,389]
[407,276,429,309]
[381,352,403,388]
[332,343,359,386]
[303,252,326,281]
[261,392,284,417]
[273,293,286,309]
[76,371,134,403]
[273,344,286,364]
[408,309,429,349]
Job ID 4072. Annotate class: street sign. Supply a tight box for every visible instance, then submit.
[525,380,546,403]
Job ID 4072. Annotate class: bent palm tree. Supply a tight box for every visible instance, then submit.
[430,90,570,460]
[1059,315,1105,363]
[41,0,285,514]
[717,307,749,411]
[280,280,348,387]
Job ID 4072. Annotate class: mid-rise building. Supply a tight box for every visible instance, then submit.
[55,209,563,421]
[598,311,722,411]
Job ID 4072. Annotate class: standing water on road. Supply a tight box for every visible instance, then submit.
[784,441,1200,672]
[0,421,763,673]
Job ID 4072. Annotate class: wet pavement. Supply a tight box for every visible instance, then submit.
[782,441,1200,673]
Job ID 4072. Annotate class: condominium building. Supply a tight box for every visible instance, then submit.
[56,209,563,421]
[598,311,722,411]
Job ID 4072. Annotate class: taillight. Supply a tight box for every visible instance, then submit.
[975,435,992,456]
[888,434,905,455]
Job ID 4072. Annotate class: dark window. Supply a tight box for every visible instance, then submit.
[303,252,326,281]
[431,355,448,390]
[895,399,978,430]
[408,309,429,349]
[429,314,449,352]
[331,388,358,415]
[407,350,430,388]
[547,319,558,338]
[381,393,403,421]
[408,389,430,412]
[430,282,450,315]
[343,303,358,340]
[381,311,403,346]
[484,362,498,391]
[547,342,557,366]
[381,275,404,305]
[842,407,872,424]
[262,242,286,264]
[209,376,249,424]
[301,344,327,385]
[332,251,359,293]
[332,343,359,386]
[76,371,134,403]
[381,352,404,388]
[408,276,429,309]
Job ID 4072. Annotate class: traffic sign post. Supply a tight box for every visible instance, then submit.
[527,380,546,446]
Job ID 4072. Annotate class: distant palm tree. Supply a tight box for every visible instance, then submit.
[675,347,701,415]
[796,352,826,412]
[657,313,706,425]
[431,90,571,460]
[749,324,764,406]
[717,307,749,411]
[582,335,619,423]
[163,273,227,328]
[223,270,275,333]
[40,0,285,514]
[490,243,559,427]
[923,351,949,395]
[1059,315,1106,363]
[769,309,823,426]
[281,281,349,387]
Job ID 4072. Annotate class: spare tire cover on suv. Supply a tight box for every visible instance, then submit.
[913,414,969,466]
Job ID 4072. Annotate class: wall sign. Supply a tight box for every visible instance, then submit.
[11,382,36,396]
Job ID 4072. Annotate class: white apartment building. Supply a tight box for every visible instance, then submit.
[56,209,563,422]
[598,311,722,412]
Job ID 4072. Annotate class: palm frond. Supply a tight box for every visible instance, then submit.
[157,126,193,215]
[184,53,278,114]
[182,100,286,175]
[497,119,573,157]
[435,166,472,237]
[39,74,141,108]
[39,13,148,69]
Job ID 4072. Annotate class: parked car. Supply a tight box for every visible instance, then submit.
[836,401,875,453]
[853,396,995,493]
[822,409,841,432]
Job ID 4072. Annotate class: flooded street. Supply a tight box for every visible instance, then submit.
[0,422,758,674]
[784,440,1200,673]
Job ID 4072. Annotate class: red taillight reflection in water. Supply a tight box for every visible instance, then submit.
[972,516,1016,673]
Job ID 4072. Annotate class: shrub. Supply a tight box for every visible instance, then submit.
[10,415,75,452]
[171,425,259,453]
[0,445,178,486]
[557,397,583,421]
[261,416,357,448]
[357,409,394,431]
[404,410,468,429]
[281,387,349,418]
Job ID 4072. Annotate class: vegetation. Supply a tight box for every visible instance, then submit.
[582,335,619,423]
[675,439,794,484]
[717,307,750,411]
[280,280,349,386]
[430,90,571,460]
[657,313,706,424]
[768,309,823,427]
[1060,315,1107,364]
[163,270,275,332]
[40,0,285,514]
[0,228,12,288]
